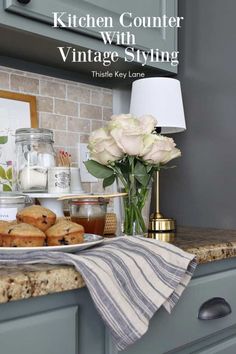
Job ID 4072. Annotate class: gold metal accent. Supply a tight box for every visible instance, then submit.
[149,215,175,231]
[148,232,175,242]
[148,170,176,242]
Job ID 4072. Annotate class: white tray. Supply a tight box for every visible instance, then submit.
[0,234,103,254]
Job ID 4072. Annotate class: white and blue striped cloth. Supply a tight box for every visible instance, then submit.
[0,236,196,351]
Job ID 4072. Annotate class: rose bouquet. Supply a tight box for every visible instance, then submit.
[85,114,181,235]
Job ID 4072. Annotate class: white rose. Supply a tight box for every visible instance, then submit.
[108,114,144,156]
[111,114,133,122]
[142,134,181,164]
[139,115,157,134]
[161,147,181,164]
[88,128,123,165]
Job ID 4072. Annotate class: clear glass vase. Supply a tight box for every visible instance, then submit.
[121,183,152,236]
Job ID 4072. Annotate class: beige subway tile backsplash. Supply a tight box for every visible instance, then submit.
[80,134,90,143]
[54,131,79,147]
[67,84,90,103]
[103,107,113,121]
[0,65,113,185]
[102,93,113,107]
[80,103,102,120]
[68,117,90,133]
[0,71,9,89]
[40,79,66,99]
[91,120,105,131]
[11,74,39,94]
[65,147,79,165]
[40,113,67,130]
[91,90,113,107]
[37,96,54,113]
[54,98,78,116]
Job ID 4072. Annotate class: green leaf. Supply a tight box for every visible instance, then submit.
[134,160,149,187]
[116,161,129,182]
[0,166,6,179]
[6,167,13,181]
[103,174,115,188]
[119,162,129,174]
[146,165,153,173]
[128,156,134,165]
[84,160,114,179]
[3,184,12,192]
[0,136,8,144]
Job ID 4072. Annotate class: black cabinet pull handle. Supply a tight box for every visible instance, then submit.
[198,297,232,320]
[17,0,31,4]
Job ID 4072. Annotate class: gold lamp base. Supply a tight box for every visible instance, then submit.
[148,212,176,242]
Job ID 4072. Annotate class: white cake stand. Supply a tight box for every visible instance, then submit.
[26,192,85,216]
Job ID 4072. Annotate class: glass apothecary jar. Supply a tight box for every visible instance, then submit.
[69,198,108,236]
[0,192,32,221]
[15,128,56,192]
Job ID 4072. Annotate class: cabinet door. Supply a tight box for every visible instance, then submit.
[0,306,78,354]
[197,334,236,354]
[4,0,177,52]
[106,268,236,354]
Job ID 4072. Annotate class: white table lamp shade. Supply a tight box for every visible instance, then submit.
[129,77,186,134]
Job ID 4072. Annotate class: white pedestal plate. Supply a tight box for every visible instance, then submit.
[26,192,84,216]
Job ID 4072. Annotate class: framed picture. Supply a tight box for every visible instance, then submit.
[0,90,38,191]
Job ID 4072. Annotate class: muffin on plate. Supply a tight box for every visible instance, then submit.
[0,220,10,228]
[46,220,84,246]
[0,221,10,246]
[16,205,56,232]
[1,223,46,247]
[55,217,71,224]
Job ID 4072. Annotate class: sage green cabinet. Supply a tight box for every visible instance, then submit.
[0,307,78,354]
[4,0,177,53]
[1,0,178,76]
[0,288,105,354]
[112,262,236,354]
[1,259,236,354]
[198,336,236,354]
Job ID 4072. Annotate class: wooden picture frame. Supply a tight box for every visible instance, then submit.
[0,90,38,128]
[0,90,38,191]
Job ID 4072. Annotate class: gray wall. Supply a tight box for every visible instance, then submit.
[161,0,236,229]
[113,88,131,115]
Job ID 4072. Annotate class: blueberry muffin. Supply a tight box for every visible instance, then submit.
[46,220,84,246]
[16,205,56,232]
[55,217,71,224]
[1,223,46,247]
[0,221,10,246]
[0,220,10,229]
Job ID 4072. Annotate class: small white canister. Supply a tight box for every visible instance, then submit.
[48,167,71,194]
[0,193,32,221]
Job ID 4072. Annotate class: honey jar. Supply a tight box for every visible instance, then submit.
[69,198,108,236]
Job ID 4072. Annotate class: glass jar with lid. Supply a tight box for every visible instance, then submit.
[0,192,32,221]
[15,128,56,192]
[69,198,108,236]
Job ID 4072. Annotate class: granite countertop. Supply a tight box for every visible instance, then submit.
[1,226,236,304]
[173,227,236,264]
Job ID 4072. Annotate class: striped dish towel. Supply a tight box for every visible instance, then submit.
[0,236,196,351]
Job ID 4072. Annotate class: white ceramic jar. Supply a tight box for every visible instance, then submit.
[48,167,71,194]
